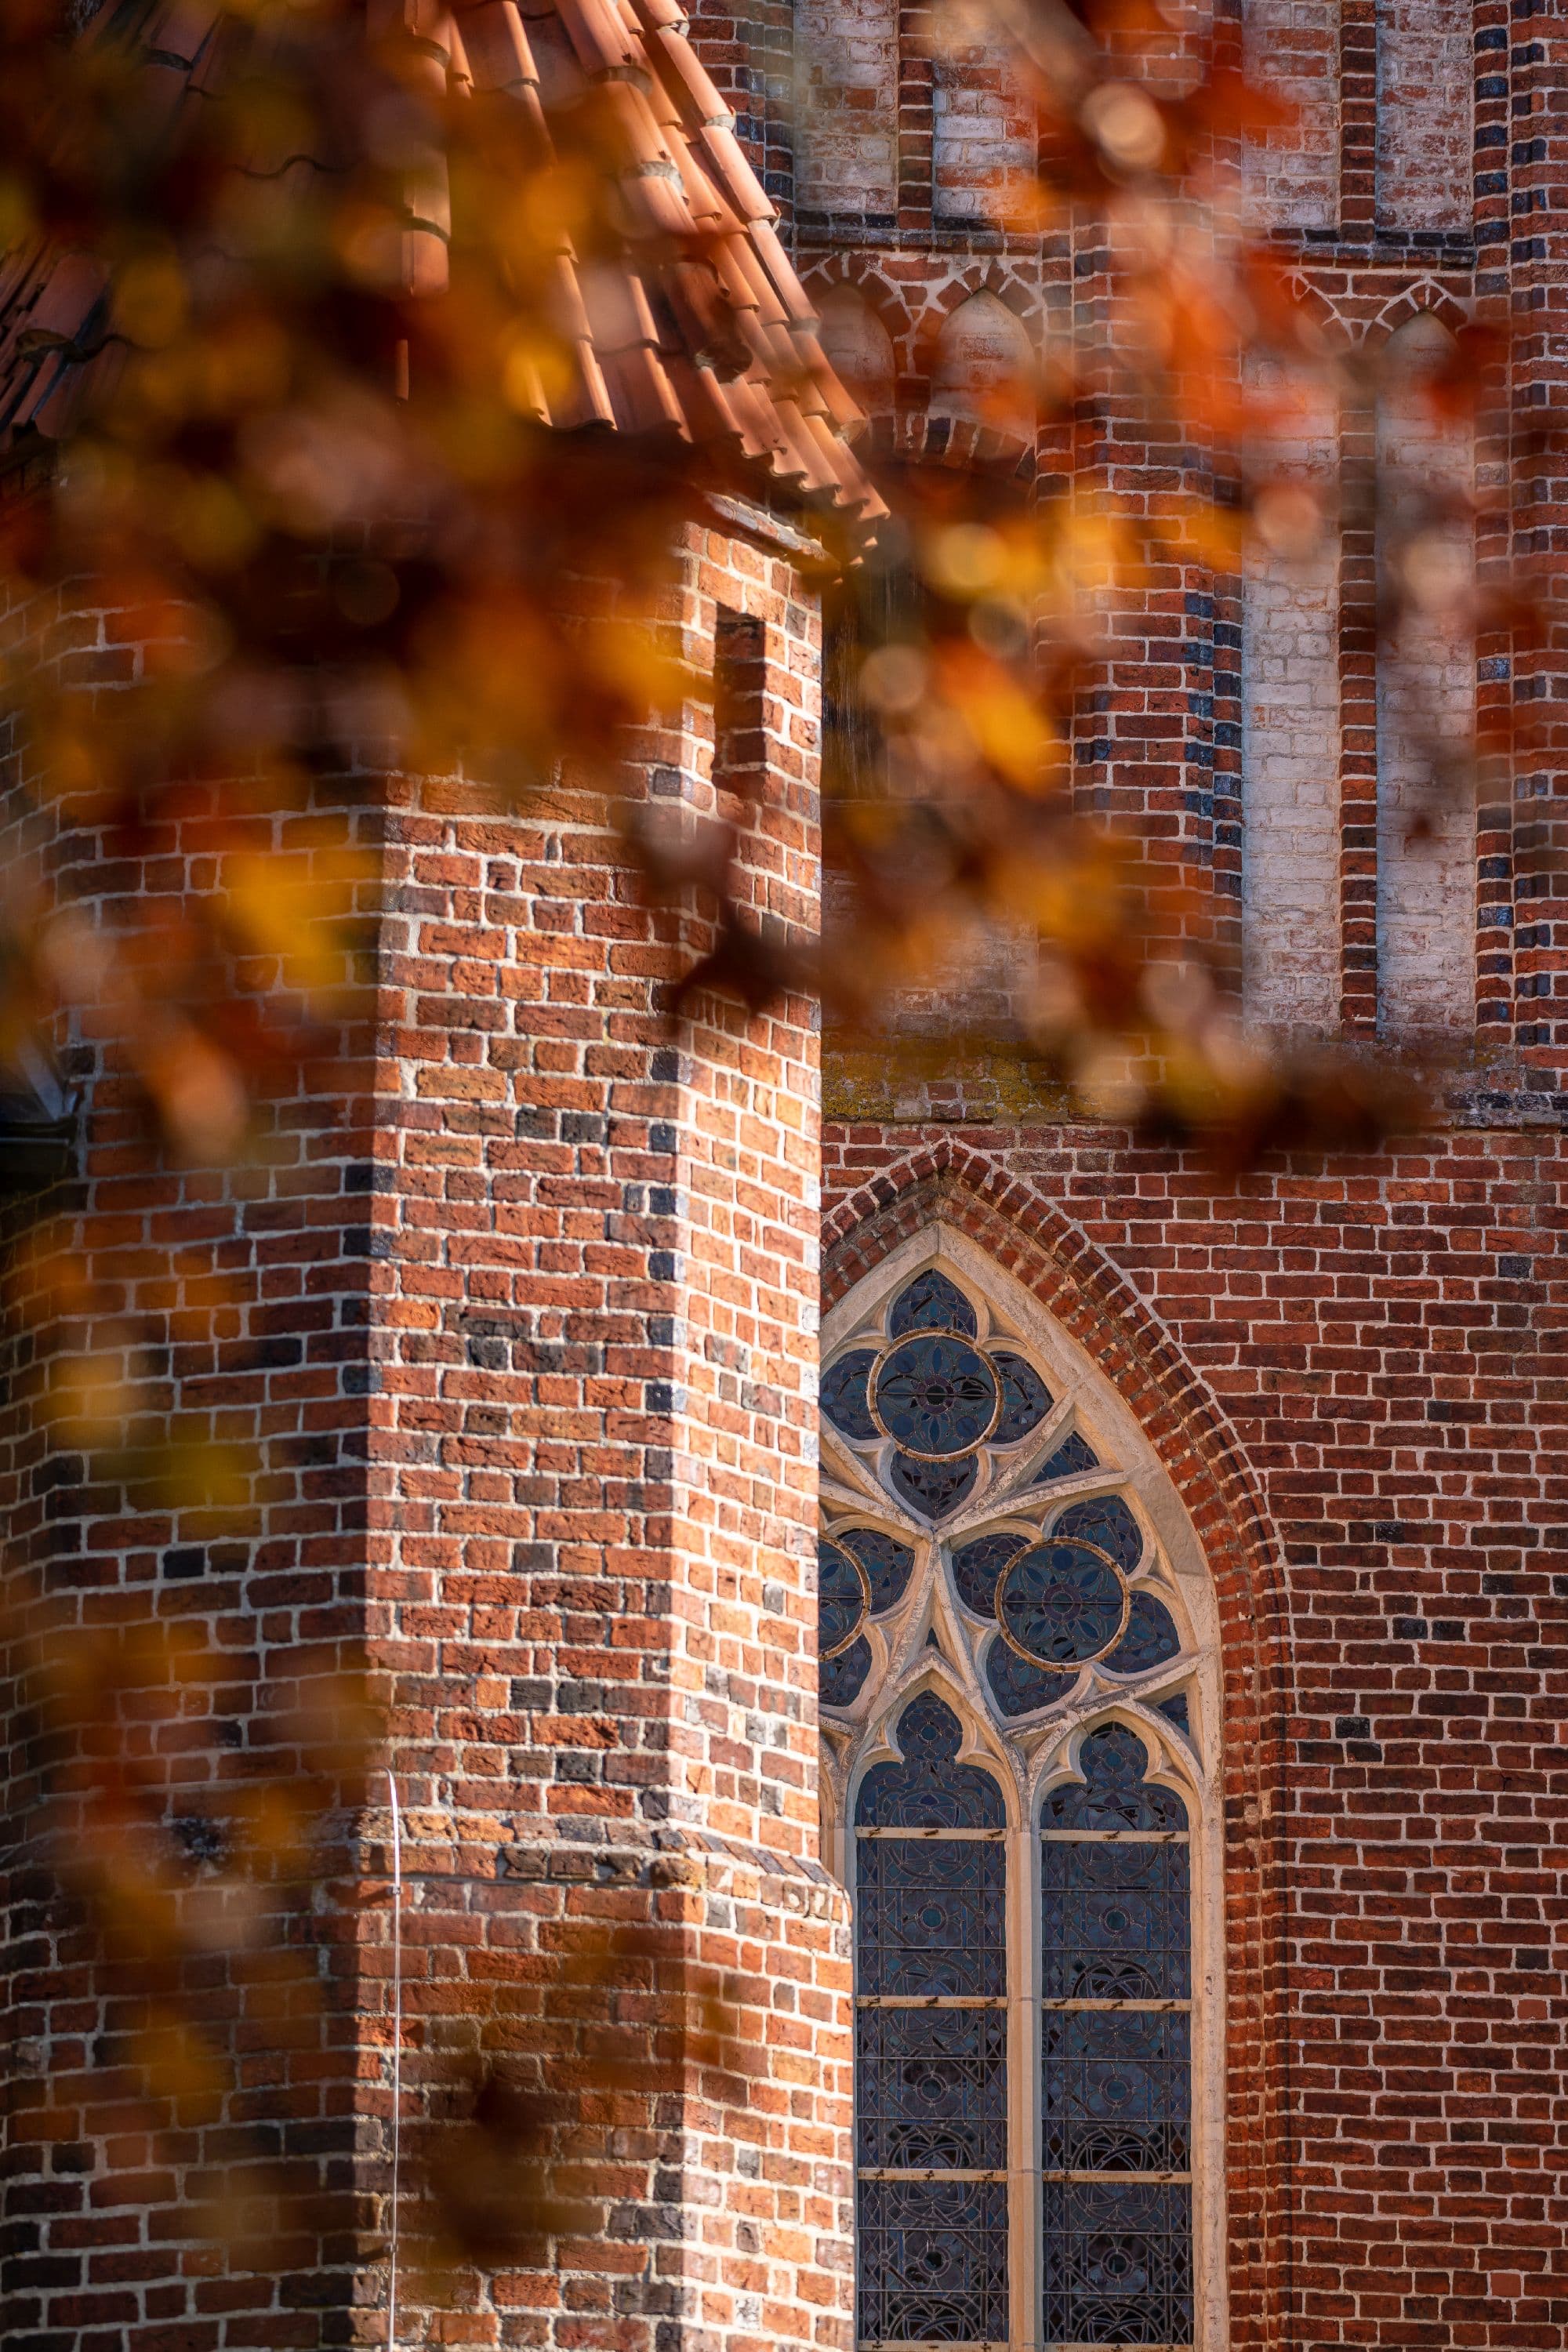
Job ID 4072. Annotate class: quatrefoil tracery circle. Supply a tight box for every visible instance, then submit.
[868,1327,1004,1461]
[818,1537,874,1661]
[993,1534,1131,1672]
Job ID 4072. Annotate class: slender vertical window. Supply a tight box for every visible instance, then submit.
[855,1694,1009,2348]
[820,1248,1214,2351]
[1041,1723,1193,2346]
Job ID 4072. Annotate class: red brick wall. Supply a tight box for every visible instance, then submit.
[365,506,851,2350]
[0,504,853,2352]
[0,549,386,2349]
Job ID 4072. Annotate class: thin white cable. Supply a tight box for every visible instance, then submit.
[385,1769,402,2352]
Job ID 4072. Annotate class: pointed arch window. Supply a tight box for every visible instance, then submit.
[820,1241,1219,2351]
[855,1693,1010,2347]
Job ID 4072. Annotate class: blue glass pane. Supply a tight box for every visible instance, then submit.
[858,1696,1005,1828]
[1032,1430,1100,1485]
[1054,1493,1142,1573]
[857,1841,1007,1998]
[950,1529,1028,1616]
[856,2005,1007,2169]
[889,1450,978,1521]
[1109,1591,1181,1675]
[822,1348,877,1441]
[873,1333,998,1457]
[985,1635,1063,1719]
[1042,2009,1191,2172]
[889,1269,977,1338]
[990,1350,1051,1443]
[1040,1843,1191,2002]
[1043,1725,1187,1832]
[840,1525,916,1615]
[996,1539,1126,1669]
[818,1536,869,1658]
[821,1635,870,1709]
[1041,2179,1193,2346]
[857,2177,1008,2345]
[1155,1690,1192,1744]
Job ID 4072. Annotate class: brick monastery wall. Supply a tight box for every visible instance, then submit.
[365,511,850,2352]
[5,0,1568,2347]
[0,508,855,2352]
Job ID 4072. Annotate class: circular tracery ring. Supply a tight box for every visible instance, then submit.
[869,1327,1002,1461]
[993,1534,1130,1671]
[818,1536,873,1660]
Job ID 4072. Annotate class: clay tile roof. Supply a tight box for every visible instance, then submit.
[0,0,883,528]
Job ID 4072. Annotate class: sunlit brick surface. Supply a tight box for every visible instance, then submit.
[1376,0,1473,230]
[1242,369,1343,1033]
[1242,0,1340,229]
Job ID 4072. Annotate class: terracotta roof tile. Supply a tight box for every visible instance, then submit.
[0,0,881,528]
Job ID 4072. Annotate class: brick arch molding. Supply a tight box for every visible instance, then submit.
[1369,278,1471,347]
[800,254,914,369]
[822,1134,1297,2351]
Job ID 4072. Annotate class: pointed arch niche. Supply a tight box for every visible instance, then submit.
[818,1221,1227,2352]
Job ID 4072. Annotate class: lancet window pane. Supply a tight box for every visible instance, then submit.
[1040,1725,1194,2349]
[855,1694,1009,2348]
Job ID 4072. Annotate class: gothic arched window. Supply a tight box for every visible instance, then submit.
[819,1238,1222,2350]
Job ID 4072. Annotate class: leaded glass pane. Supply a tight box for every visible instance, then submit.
[1043,1726,1187,1831]
[858,1839,1007,1998]
[984,1634,1062,1719]
[824,1348,879,1440]
[996,1539,1127,1670]
[822,1634,871,1709]
[990,1350,1051,1443]
[889,1449,978,1521]
[1040,2180,1193,2346]
[1111,1591,1182,1675]
[1040,1842,1191,2002]
[1155,1690,1192,1743]
[889,1268,977,1338]
[1032,1430,1100,1484]
[873,1332,1000,1457]
[1041,2009,1191,2173]
[821,1536,871,1658]
[856,2005,1008,2169]
[1040,1720,1194,2347]
[1054,1494,1143,1573]
[857,2177,1009,2344]
[857,1695,1006,1827]
[840,1525,916,1615]
[951,1530,1028,1617]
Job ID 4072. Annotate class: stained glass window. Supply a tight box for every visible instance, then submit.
[855,1696,1009,2347]
[1041,1726,1193,2347]
[821,1256,1205,2350]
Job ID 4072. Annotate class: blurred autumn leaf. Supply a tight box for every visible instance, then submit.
[0,0,1519,2308]
[0,0,1501,1171]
